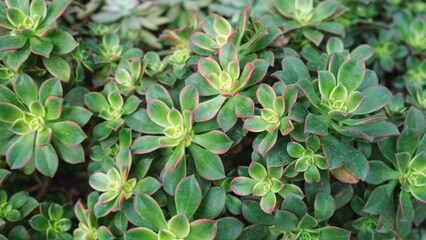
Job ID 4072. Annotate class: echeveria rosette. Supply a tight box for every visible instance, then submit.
[0,74,90,177]
[0,190,38,227]
[125,193,217,240]
[190,5,281,56]
[348,195,395,240]
[393,10,426,53]
[188,42,269,132]
[89,148,137,217]
[74,194,114,240]
[29,203,72,240]
[296,55,399,141]
[284,136,328,184]
[366,126,426,226]
[0,0,78,76]
[114,58,146,95]
[91,0,169,48]
[406,83,426,114]
[244,83,298,156]
[366,30,407,74]
[85,86,141,143]
[191,13,233,55]
[127,84,233,180]
[265,0,344,46]
[272,194,350,240]
[230,162,304,214]
[403,57,426,88]
[301,37,374,71]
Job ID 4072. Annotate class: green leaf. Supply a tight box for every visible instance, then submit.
[194,187,226,219]
[48,203,63,220]
[194,95,226,122]
[217,100,237,132]
[175,175,202,219]
[36,127,51,146]
[248,162,267,181]
[273,57,310,85]
[89,172,108,191]
[125,109,164,134]
[131,136,160,154]
[244,116,269,132]
[219,43,237,68]
[258,130,278,157]
[314,192,335,222]
[319,226,351,240]
[260,191,276,214]
[198,57,221,77]
[42,55,71,82]
[189,143,225,180]
[230,177,256,195]
[275,210,298,232]
[365,161,399,184]
[321,135,368,182]
[353,86,391,114]
[232,94,254,118]
[147,100,171,128]
[326,37,344,55]
[29,215,49,231]
[134,193,167,230]
[168,214,190,238]
[30,0,47,18]
[0,103,23,122]
[399,191,414,222]
[7,43,31,71]
[193,130,233,154]
[124,228,158,240]
[180,85,199,112]
[337,56,365,94]
[85,92,108,112]
[49,121,86,147]
[40,0,71,26]
[304,165,319,183]
[397,127,420,156]
[123,96,142,115]
[7,133,34,169]
[305,114,329,135]
[39,78,62,104]
[52,137,84,164]
[303,29,324,46]
[318,71,336,100]
[185,220,217,240]
[30,37,53,57]
[44,97,62,120]
[363,180,397,214]
[14,73,38,106]
[34,144,58,177]
[45,30,77,54]
[214,218,243,240]
[164,142,185,172]
[257,84,276,109]
[0,35,27,52]
[133,177,161,195]
[297,213,318,229]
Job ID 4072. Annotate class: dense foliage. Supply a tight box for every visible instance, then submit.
[0,0,425,239]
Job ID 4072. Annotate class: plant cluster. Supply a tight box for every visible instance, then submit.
[0,0,424,239]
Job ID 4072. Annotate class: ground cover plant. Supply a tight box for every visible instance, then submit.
[0,0,424,239]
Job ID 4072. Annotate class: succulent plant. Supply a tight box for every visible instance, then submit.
[0,0,77,81]
[127,84,233,180]
[263,0,345,46]
[92,0,169,48]
[29,203,73,240]
[0,74,91,176]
